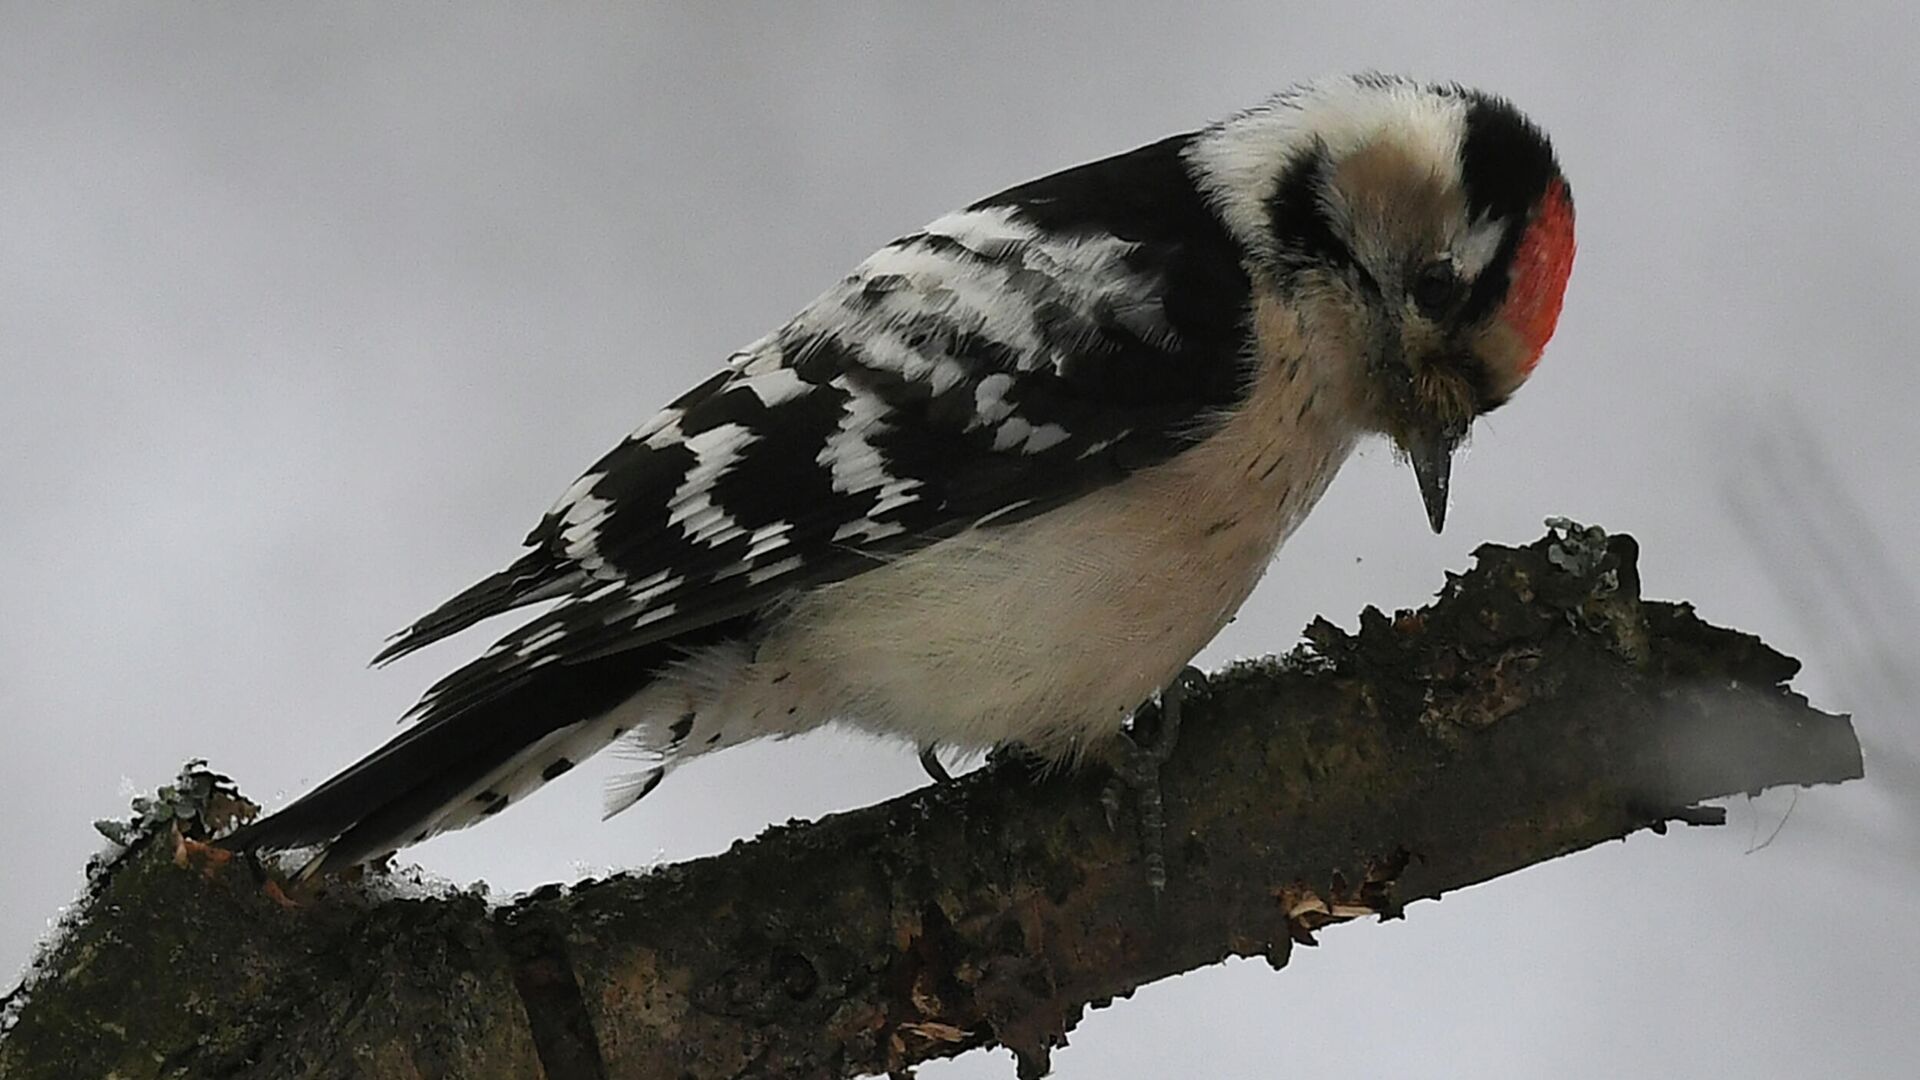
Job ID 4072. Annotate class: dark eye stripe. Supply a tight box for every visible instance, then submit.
[1264,141,1359,279]
[1461,222,1523,324]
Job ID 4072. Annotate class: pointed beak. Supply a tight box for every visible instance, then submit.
[1407,429,1455,534]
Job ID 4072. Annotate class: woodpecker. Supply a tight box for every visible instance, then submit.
[227,74,1575,876]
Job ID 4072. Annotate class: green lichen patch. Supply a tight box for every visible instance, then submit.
[92,759,253,857]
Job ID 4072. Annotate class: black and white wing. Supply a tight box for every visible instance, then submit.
[379,133,1254,723]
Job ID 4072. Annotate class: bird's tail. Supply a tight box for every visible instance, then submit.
[224,621,749,879]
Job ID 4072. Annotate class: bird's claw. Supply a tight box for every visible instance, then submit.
[918,743,954,784]
[1103,666,1204,900]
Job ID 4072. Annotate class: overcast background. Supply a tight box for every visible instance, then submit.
[4,4,1917,1077]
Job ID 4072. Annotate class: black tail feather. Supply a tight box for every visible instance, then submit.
[372,549,582,667]
[226,618,752,874]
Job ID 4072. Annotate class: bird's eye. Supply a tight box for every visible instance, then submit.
[1410,261,1462,319]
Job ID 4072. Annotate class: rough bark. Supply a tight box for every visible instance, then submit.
[0,526,1863,1079]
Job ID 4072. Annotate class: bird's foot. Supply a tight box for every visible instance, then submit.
[986,740,1050,779]
[1102,666,1204,900]
[918,743,954,784]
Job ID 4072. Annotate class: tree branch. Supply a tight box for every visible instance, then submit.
[0,525,1862,1079]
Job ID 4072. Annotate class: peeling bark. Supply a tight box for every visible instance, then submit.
[0,527,1863,1078]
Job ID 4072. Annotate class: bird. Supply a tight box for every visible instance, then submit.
[225,74,1575,878]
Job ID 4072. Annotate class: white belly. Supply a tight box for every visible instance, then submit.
[724,311,1363,756]
[748,477,1334,754]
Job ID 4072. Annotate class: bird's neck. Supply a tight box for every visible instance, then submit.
[1214,290,1370,510]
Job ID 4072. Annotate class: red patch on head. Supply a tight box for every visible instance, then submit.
[1501,178,1575,375]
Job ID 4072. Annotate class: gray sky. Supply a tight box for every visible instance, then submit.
[4,5,1916,1077]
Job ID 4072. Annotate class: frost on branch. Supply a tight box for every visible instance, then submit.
[0,525,1863,1079]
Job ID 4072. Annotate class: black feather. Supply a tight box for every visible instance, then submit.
[371,548,577,666]
[226,616,754,873]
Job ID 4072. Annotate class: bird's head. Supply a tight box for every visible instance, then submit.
[1187,75,1575,532]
